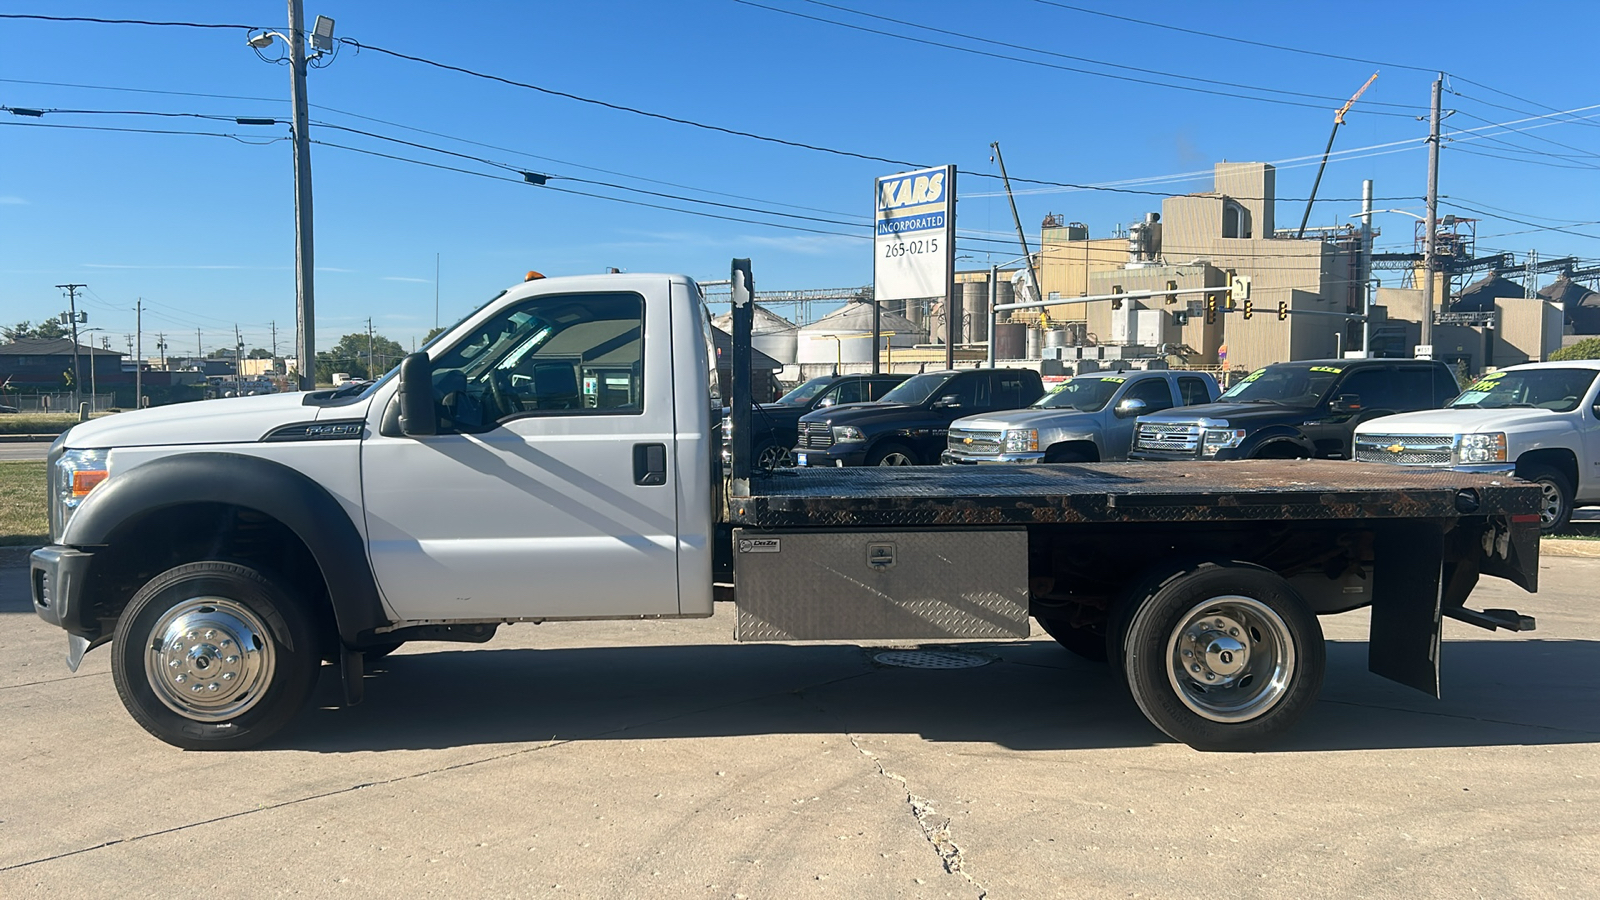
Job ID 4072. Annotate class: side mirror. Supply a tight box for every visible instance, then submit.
[1331,394,1362,414]
[1114,398,1148,418]
[816,396,836,408]
[933,394,961,409]
[399,352,438,436]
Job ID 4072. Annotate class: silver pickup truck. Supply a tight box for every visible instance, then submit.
[943,369,1219,464]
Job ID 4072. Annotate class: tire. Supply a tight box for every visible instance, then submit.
[1250,441,1309,460]
[752,440,793,469]
[1517,463,1573,534]
[111,561,323,750]
[1117,562,1325,751]
[867,442,918,466]
[1035,616,1108,662]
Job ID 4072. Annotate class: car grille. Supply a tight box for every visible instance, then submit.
[1134,422,1202,454]
[948,427,1003,456]
[797,421,834,450]
[1354,434,1453,466]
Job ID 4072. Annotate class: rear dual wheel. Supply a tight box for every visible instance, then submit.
[1112,562,1325,751]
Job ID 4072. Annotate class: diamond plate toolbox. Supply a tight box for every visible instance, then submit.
[732,528,1029,641]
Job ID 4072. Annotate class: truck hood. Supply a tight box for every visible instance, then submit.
[1138,401,1307,426]
[1353,406,1566,435]
[952,407,1100,432]
[62,391,373,449]
[797,402,916,428]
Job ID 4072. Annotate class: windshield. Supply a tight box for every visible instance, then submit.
[1219,366,1342,407]
[879,372,955,406]
[1451,368,1599,412]
[776,377,834,405]
[1033,376,1123,412]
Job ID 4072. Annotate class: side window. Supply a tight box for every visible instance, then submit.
[834,380,866,405]
[429,291,645,431]
[995,374,1028,408]
[1434,366,1461,404]
[867,378,900,401]
[1125,377,1175,412]
[1177,376,1212,405]
[1332,369,1400,410]
[941,375,982,408]
[1392,368,1437,409]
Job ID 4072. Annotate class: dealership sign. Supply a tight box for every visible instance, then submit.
[873,165,955,303]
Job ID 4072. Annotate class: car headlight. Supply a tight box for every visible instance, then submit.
[1202,427,1248,457]
[1003,429,1038,453]
[832,425,865,442]
[52,448,109,541]
[1456,432,1507,464]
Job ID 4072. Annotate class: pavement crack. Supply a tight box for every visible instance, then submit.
[847,733,988,900]
[0,672,108,691]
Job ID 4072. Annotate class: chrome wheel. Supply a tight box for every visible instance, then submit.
[144,596,276,722]
[756,443,793,468]
[1537,480,1564,528]
[876,451,915,466]
[1165,595,1294,724]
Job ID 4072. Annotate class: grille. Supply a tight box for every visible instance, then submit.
[797,421,834,450]
[1135,422,1202,454]
[1354,434,1453,466]
[948,427,1003,456]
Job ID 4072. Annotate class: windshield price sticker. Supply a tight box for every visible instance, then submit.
[1103,377,1126,383]
[1457,391,1490,404]
[1241,370,1264,383]
[1308,366,1343,374]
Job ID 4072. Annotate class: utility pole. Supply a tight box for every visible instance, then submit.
[435,252,441,331]
[56,283,86,410]
[1421,75,1442,355]
[1359,181,1374,356]
[235,323,245,383]
[157,332,167,369]
[270,319,278,368]
[288,0,317,391]
[197,328,203,361]
[366,317,374,377]
[135,299,143,408]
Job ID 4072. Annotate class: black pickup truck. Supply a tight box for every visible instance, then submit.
[725,373,907,468]
[791,367,1045,466]
[1129,358,1459,462]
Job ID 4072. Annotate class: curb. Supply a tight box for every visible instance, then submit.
[1540,539,1600,559]
[0,434,60,443]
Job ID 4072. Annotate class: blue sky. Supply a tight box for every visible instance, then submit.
[3,1,1598,356]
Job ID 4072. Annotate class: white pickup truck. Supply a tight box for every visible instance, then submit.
[29,261,1547,752]
[1354,360,1600,533]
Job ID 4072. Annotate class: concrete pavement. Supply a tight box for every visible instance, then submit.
[1,547,1596,898]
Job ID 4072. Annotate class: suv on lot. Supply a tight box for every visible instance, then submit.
[724,373,908,468]
[943,370,1219,464]
[794,367,1045,466]
[1130,358,1458,462]
[1354,360,1600,533]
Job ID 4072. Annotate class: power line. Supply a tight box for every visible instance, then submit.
[736,0,1421,116]
[1446,202,1600,242]
[0,13,254,29]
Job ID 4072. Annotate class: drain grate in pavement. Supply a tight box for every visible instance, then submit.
[872,649,994,669]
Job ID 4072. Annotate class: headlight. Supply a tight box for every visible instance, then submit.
[832,425,865,442]
[1201,427,1248,457]
[1003,429,1038,453]
[1457,432,1507,464]
[52,448,109,541]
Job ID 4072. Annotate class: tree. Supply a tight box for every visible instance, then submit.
[247,348,273,359]
[3,319,69,342]
[314,331,406,384]
[1550,338,1600,361]
[423,326,447,344]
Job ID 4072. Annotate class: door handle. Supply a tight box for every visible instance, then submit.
[633,443,667,485]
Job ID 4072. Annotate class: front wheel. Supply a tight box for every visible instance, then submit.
[112,561,322,750]
[867,442,918,466]
[1118,563,1324,750]
[1517,463,1573,534]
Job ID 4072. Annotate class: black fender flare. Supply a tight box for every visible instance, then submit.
[1237,427,1316,459]
[63,451,389,645]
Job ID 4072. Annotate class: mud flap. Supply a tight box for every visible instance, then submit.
[1367,523,1444,697]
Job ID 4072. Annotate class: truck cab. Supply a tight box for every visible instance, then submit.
[943,369,1218,464]
[1130,359,1458,462]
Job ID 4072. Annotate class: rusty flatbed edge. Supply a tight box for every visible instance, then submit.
[730,459,1541,527]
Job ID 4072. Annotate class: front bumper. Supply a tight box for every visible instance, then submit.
[793,444,868,467]
[941,450,1043,465]
[30,544,97,636]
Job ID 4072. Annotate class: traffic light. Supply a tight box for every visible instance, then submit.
[1111,284,1122,311]
[1205,294,1218,325]
[1277,301,1289,321]
[1165,280,1178,304]
[1112,298,1123,310]
[1243,299,1254,320]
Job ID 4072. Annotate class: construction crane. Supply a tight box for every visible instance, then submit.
[1297,72,1380,240]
